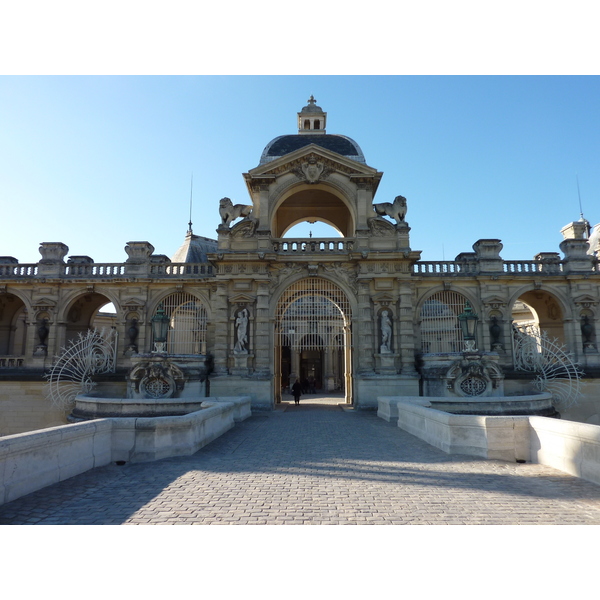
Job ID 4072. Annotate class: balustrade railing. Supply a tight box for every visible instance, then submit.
[413,261,479,275]
[0,262,214,279]
[0,264,38,277]
[414,259,567,275]
[63,264,126,277]
[0,356,24,368]
[503,261,563,274]
[149,263,214,277]
[272,238,354,253]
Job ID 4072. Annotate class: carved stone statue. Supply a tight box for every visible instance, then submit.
[234,308,249,353]
[219,197,253,227]
[380,310,392,354]
[373,195,407,225]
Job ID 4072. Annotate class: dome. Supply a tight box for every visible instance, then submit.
[258,97,366,165]
[259,134,366,165]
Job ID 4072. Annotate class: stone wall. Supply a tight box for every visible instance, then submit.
[0,380,67,437]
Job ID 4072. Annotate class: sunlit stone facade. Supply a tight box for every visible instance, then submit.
[1,98,599,434]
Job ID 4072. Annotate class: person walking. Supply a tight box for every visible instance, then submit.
[292,378,302,405]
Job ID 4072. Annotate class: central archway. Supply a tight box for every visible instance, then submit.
[274,277,352,404]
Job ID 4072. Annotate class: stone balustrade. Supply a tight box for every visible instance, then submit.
[0,356,24,368]
[272,238,354,253]
[0,261,213,279]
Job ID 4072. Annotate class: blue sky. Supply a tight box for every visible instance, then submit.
[1,76,598,264]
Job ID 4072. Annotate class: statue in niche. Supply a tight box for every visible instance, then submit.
[234,308,249,353]
[37,319,49,347]
[581,315,596,350]
[489,316,503,350]
[380,310,392,354]
[127,318,139,352]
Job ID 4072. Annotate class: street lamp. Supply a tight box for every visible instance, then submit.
[458,301,478,352]
[151,303,170,353]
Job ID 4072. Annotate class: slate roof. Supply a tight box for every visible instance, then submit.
[171,233,218,263]
[259,134,366,165]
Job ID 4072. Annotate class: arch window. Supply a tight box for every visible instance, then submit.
[419,290,469,353]
[304,119,310,130]
[314,119,320,130]
[154,292,208,355]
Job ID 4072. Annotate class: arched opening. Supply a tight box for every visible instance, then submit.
[0,294,27,360]
[275,277,352,404]
[284,221,343,239]
[314,119,320,130]
[511,290,565,345]
[273,188,354,238]
[304,119,310,130]
[152,291,208,355]
[65,293,117,345]
[419,290,471,353]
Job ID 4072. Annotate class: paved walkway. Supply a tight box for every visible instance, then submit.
[3,395,600,525]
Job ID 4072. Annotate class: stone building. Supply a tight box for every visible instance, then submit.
[1,97,599,435]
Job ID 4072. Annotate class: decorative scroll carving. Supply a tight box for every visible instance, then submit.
[231,218,257,238]
[320,262,358,294]
[367,217,396,237]
[269,263,304,291]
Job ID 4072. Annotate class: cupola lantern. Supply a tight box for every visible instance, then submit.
[297,95,327,134]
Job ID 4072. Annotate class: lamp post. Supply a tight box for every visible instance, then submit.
[458,301,478,352]
[151,303,170,354]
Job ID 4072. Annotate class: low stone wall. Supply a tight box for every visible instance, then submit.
[381,397,600,487]
[0,396,251,506]
[0,419,113,506]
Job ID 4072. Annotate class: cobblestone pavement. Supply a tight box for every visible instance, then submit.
[3,396,600,525]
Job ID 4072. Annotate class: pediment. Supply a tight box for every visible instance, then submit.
[32,297,57,308]
[372,291,397,304]
[246,144,380,180]
[122,298,146,309]
[482,295,507,307]
[573,294,598,306]
[228,292,256,305]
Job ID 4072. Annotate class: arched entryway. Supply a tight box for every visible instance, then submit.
[274,277,352,404]
[511,290,566,344]
[0,293,27,363]
[64,293,117,344]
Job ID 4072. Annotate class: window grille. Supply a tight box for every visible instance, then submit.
[419,290,468,353]
[154,292,208,355]
[275,278,351,350]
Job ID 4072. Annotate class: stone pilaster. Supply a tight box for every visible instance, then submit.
[356,280,374,373]
[254,281,271,376]
[398,279,417,376]
[212,282,229,375]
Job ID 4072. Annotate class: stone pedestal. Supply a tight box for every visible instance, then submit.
[375,352,398,375]
[230,352,253,376]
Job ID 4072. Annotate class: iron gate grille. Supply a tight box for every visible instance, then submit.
[275,278,351,350]
[154,292,208,355]
[419,290,468,353]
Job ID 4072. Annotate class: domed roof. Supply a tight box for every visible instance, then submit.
[260,134,365,165]
[258,97,366,165]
